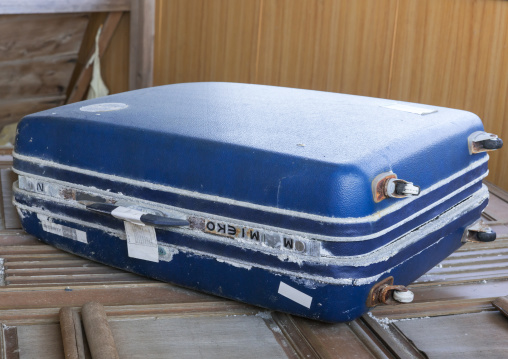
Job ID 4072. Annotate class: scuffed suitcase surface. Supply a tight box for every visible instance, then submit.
[11,83,497,322]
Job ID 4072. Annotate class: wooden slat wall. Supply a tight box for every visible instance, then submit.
[0,14,88,128]
[389,0,508,190]
[101,0,508,191]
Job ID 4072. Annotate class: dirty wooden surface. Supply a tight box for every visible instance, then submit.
[0,183,507,358]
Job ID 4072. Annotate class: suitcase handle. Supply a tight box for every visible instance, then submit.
[81,202,189,227]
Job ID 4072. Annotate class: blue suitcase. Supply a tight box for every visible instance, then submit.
[12,82,502,322]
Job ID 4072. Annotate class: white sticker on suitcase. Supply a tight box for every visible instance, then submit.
[278,282,312,308]
[381,103,437,115]
[39,217,88,244]
[124,221,159,262]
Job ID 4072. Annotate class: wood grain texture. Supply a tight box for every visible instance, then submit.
[0,14,87,129]
[129,0,155,90]
[389,0,508,189]
[0,54,76,100]
[0,14,88,62]
[146,0,508,191]
[0,96,65,127]
[110,316,288,359]
[395,312,508,359]
[102,13,130,94]
[256,0,398,97]
[153,0,261,86]
[66,12,123,104]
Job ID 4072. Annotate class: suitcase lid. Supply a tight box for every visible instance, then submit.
[14,82,488,221]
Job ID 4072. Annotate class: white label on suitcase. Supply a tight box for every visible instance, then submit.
[124,221,159,262]
[381,103,437,115]
[38,216,88,244]
[278,282,312,308]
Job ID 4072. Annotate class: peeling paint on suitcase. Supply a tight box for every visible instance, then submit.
[12,82,500,322]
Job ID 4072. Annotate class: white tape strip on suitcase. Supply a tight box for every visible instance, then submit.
[278,282,313,308]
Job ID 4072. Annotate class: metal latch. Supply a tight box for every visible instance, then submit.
[80,201,189,227]
[366,276,414,307]
[468,131,503,154]
[372,172,421,203]
[462,219,497,243]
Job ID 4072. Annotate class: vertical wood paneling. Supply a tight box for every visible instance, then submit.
[153,0,261,86]
[389,0,508,187]
[102,12,130,94]
[143,0,508,190]
[256,0,398,98]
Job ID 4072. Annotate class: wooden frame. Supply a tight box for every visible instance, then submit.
[0,0,155,91]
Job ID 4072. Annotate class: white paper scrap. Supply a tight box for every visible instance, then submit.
[382,103,437,115]
[40,219,88,244]
[278,282,312,308]
[124,221,159,262]
[112,206,145,226]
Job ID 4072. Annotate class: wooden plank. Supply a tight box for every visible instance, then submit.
[101,13,130,94]
[0,301,254,325]
[270,312,321,358]
[0,54,77,100]
[153,0,261,86]
[59,307,87,359]
[485,181,508,204]
[289,315,390,359]
[15,324,64,359]
[0,284,220,311]
[1,325,20,359]
[109,315,289,359]
[0,170,20,229]
[66,12,123,104]
[0,95,65,127]
[0,234,41,246]
[492,295,508,318]
[0,14,88,62]
[0,0,130,14]
[129,0,155,90]
[389,0,508,190]
[256,0,397,97]
[361,315,426,359]
[81,302,119,359]
[5,273,149,286]
[371,298,497,321]
[394,312,508,359]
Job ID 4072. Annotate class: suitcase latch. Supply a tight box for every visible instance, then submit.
[468,131,503,154]
[372,172,421,203]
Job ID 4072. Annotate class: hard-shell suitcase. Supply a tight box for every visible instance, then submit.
[12,82,502,322]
